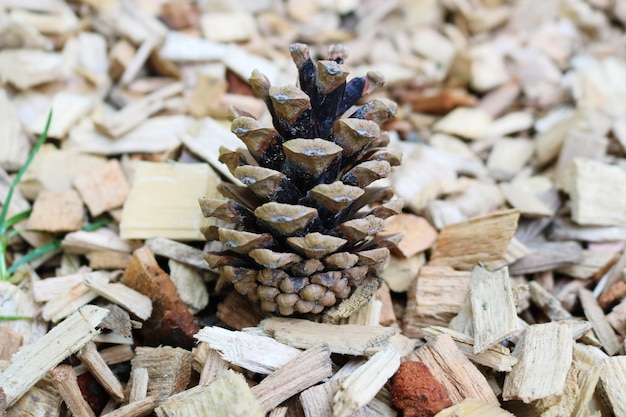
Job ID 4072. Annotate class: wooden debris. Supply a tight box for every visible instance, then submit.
[145,237,210,270]
[579,288,621,355]
[508,241,583,275]
[499,183,553,218]
[0,89,29,171]
[122,247,199,348]
[413,266,471,327]
[391,360,452,417]
[487,138,534,181]
[41,282,99,323]
[0,327,22,361]
[120,161,220,240]
[76,342,125,403]
[422,326,518,372]
[0,305,108,407]
[61,227,134,255]
[155,370,263,417]
[131,346,193,400]
[73,159,130,217]
[251,344,333,414]
[86,251,132,270]
[502,322,573,403]
[434,398,514,417]
[73,345,135,376]
[261,317,397,355]
[198,348,229,386]
[168,259,209,311]
[432,107,492,140]
[83,272,152,320]
[382,214,437,258]
[599,356,626,416]
[49,365,96,417]
[5,378,62,417]
[26,189,84,233]
[430,209,520,270]
[411,334,498,404]
[0,49,65,90]
[31,92,94,139]
[555,249,617,280]
[469,265,518,353]
[381,253,423,293]
[333,344,401,417]
[194,326,300,374]
[528,281,572,321]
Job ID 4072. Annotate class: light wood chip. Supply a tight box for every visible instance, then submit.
[27,189,84,232]
[73,159,130,217]
[434,398,514,417]
[82,272,153,320]
[599,356,626,417]
[579,288,621,355]
[145,237,211,270]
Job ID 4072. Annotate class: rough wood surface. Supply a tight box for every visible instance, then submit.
[131,346,193,401]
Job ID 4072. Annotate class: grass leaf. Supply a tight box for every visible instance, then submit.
[7,239,61,275]
[0,315,32,321]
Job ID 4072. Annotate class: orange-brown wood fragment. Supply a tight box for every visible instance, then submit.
[383,214,437,258]
[391,361,452,417]
[122,246,199,348]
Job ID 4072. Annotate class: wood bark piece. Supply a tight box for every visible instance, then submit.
[578,288,621,355]
[565,158,626,226]
[120,161,220,240]
[76,342,125,403]
[414,266,471,327]
[382,214,437,258]
[155,370,263,417]
[502,322,573,403]
[100,396,159,417]
[49,365,96,417]
[261,317,398,355]
[26,189,84,232]
[0,305,108,407]
[599,356,626,417]
[83,272,152,320]
[422,326,518,372]
[434,398,515,417]
[122,247,199,348]
[251,344,333,414]
[131,346,193,400]
[469,265,518,353]
[73,159,130,217]
[333,344,401,417]
[391,360,452,417]
[194,326,300,374]
[430,209,520,270]
[411,334,498,405]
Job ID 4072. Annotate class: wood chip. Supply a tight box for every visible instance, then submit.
[434,398,515,417]
[432,107,492,140]
[579,288,621,355]
[261,317,398,355]
[380,253,424,292]
[599,356,626,416]
[76,341,125,403]
[0,305,108,407]
[487,138,534,181]
[413,266,470,327]
[49,365,96,417]
[382,214,437,257]
[131,346,193,400]
[26,189,84,233]
[430,209,520,270]
[73,159,130,217]
[502,322,573,403]
[509,241,583,275]
[82,272,152,320]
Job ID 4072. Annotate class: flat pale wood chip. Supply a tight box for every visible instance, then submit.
[0,305,109,407]
[76,342,125,403]
[73,159,130,217]
[261,317,398,355]
[129,367,149,402]
[502,322,573,403]
[434,398,515,417]
[414,266,471,327]
[26,189,84,233]
[382,213,438,258]
[598,356,626,416]
[487,138,534,181]
[131,346,193,400]
[578,288,621,356]
[469,265,518,354]
[429,209,520,270]
[82,272,153,321]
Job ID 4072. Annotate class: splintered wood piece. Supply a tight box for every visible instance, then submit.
[32,269,100,302]
[566,158,626,226]
[249,249,302,269]
[73,159,130,217]
[194,326,300,375]
[332,119,380,157]
[0,327,22,361]
[434,398,515,417]
[502,322,573,403]
[73,346,133,377]
[120,161,220,240]
[333,345,401,417]
[31,92,93,139]
[287,233,347,259]
[26,189,84,233]
[382,214,437,258]
[122,247,199,348]
[469,265,518,354]
[487,138,534,181]
[423,326,518,372]
[128,367,149,403]
[199,348,229,386]
[414,266,471,326]
[555,249,617,280]
[578,288,621,355]
[509,241,583,275]
[251,344,332,414]
[218,228,274,254]
[42,283,99,323]
[49,365,96,417]
[500,183,554,217]
[555,129,609,181]
[255,202,319,236]
[342,160,391,188]
[100,396,159,417]
[607,298,626,335]
[155,370,263,417]
[411,334,498,405]
[168,260,209,312]
[0,49,65,89]
[61,228,134,255]
[261,318,397,355]
[300,379,342,417]
[76,342,125,403]
[310,182,365,213]
[381,253,424,293]
[338,215,385,243]
[283,138,343,177]
[145,237,210,271]
[82,273,152,320]
[0,305,108,407]
[4,378,61,417]
[430,209,520,270]
[528,281,572,321]
[599,356,626,416]
[131,346,193,400]
[87,251,132,270]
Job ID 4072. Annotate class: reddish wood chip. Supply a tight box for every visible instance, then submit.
[391,361,452,417]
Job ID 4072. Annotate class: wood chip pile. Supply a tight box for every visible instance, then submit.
[1,0,626,416]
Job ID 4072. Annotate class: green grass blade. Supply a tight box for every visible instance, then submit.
[7,239,60,275]
[0,315,32,321]
[82,217,112,232]
[0,111,52,229]
[3,209,32,231]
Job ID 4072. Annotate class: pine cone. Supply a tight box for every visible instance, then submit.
[200,44,402,317]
